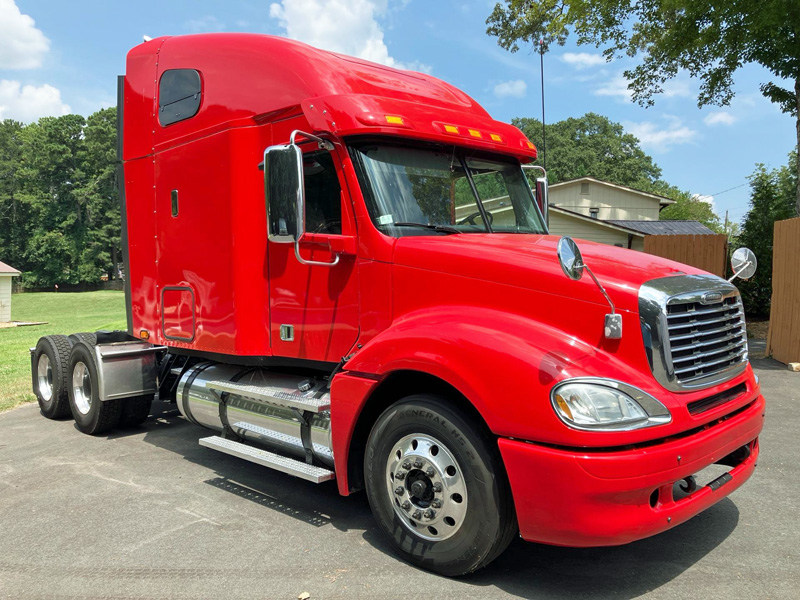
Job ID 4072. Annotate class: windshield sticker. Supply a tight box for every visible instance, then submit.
[377,214,394,225]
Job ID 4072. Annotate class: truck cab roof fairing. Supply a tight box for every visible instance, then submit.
[123,33,536,162]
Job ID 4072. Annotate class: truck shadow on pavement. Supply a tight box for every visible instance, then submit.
[129,401,739,599]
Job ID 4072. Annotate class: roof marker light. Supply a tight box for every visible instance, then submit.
[468,129,482,138]
[385,115,405,125]
[490,133,503,142]
[444,124,459,134]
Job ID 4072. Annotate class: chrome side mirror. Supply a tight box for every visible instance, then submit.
[728,247,757,282]
[557,236,622,339]
[264,143,303,244]
[557,236,584,280]
[262,130,339,267]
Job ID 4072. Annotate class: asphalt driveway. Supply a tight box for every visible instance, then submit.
[0,357,797,599]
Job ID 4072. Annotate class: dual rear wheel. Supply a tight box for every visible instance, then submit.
[32,334,153,434]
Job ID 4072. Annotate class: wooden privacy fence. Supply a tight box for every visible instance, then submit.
[767,217,800,364]
[643,234,728,278]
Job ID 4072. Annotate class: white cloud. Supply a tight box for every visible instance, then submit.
[269,0,428,71]
[624,116,697,153]
[0,0,50,69]
[561,52,606,69]
[692,193,716,211]
[595,72,691,103]
[703,111,736,126]
[0,80,71,122]
[493,79,527,99]
[186,16,226,33]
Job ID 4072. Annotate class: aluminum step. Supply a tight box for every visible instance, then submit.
[206,380,330,413]
[199,436,335,483]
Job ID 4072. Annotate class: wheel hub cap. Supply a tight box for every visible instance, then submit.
[385,433,468,541]
[72,361,92,415]
[37,354,53,402]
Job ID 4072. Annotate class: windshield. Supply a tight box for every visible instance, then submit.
[350,142,547,236]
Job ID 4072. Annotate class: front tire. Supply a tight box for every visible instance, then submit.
[32,335,74,419]
[67,341,121,434]
[364,395,516,576]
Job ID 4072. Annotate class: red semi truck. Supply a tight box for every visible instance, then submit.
[31,33,764,576]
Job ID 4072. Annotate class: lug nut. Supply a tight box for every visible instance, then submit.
[401,501,411,510]
[432,483,442,493]
[395,486,405,495]
[426,467,435,477]
[431,499,442,508]
[395,471,406,480]
[412,510,422,520]
[413,459,423,468]
[401,461,411,470]
[424,509,435,519]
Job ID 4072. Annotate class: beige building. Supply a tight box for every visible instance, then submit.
[548,177,674,221]
[0,261,21,323]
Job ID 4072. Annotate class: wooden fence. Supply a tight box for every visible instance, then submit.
[767,217,800,364]
[643,234,729,278]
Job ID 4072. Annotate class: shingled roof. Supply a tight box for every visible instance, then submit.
[604,220,716,235]
[0,260,21,275]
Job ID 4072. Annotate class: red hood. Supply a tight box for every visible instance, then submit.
[392,234,706,313]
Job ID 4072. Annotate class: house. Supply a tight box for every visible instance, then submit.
[0,260,21,323]
[547,177,716,250]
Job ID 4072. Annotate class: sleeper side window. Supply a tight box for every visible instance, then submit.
[303,151,343,235]
[158,69,202,126]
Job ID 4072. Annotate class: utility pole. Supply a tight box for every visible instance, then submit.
[539,38,546,170]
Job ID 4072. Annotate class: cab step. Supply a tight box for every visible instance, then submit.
[199,435,335,483]
[206,379,330,413]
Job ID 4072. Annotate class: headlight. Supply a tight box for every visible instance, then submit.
[551,378,671,431]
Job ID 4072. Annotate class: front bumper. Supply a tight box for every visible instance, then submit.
[499,394,764,547]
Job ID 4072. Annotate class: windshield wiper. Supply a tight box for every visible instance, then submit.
[393,222,461,234]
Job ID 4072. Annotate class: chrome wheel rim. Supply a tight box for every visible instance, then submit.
[37,354,53,402]
[385,433,468,542]
[72,361,92,415]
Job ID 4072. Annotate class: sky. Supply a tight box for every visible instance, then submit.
[1,0,796,226]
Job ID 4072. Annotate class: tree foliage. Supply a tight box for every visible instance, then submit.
[514,112,662,188]
[737,153,798,316]
[487,0,800,213]
[0,108,120,286]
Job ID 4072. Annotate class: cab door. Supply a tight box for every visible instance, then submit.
[268,144,359,364]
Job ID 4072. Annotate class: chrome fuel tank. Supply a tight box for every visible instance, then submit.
[176,362,333,467]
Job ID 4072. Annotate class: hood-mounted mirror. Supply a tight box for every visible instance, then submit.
[557,237,622,339]
[728,247,757,282]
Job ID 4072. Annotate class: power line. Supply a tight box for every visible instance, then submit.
[707,182,748,197]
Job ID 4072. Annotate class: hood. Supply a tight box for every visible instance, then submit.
[392,234,706,313]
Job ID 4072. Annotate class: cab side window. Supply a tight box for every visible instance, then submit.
[303,152,342,235]
[159,69,202,126]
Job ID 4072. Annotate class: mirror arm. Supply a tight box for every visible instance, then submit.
[727,260,752,283]
[290,129,334,151]
[294,240,340,267]
[582,264,616,315]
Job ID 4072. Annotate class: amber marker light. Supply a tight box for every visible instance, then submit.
[443,124,459,134]
[490,133,504,143]
[139,329,150,340]
[385,115,405,125]
[468,129,482,138]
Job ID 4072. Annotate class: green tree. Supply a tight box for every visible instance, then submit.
[487,1,800,214]
[737,153,797,316]
[0,120,30,270]
[514,113,662,188]
[653,185,723,232]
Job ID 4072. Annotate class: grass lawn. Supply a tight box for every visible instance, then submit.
[0,291,127,413]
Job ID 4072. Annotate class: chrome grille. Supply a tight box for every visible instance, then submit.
[666,296,747,385]
[639,274,749,391]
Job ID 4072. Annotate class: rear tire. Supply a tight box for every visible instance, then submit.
[119,394,154,428]
[32,335,74,419]
[364,395,517,576]
[67,341,121,434]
